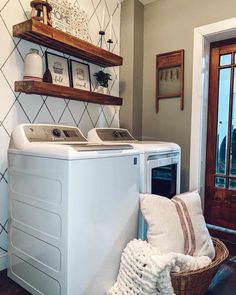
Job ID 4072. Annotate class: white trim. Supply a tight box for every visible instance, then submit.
[189,17,236,203]
[0,253,7,271]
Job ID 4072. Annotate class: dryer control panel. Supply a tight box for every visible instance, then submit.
[24,125,87,142]
[95,128,136,141]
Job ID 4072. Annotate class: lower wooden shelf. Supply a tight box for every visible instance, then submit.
[15,81,123,106]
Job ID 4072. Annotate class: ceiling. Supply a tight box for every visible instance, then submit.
[139,0,158,5]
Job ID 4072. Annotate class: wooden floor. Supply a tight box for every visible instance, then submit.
[0,270,30,295]
[1,245,236,295]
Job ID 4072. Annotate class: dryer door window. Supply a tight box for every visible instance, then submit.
[151,164,177,197]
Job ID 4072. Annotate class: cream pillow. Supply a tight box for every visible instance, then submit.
[140,191,215,259]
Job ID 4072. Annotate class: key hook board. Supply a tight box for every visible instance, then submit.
[156,49,184,112]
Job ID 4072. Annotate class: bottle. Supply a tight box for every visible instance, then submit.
[43,68,53,83]
[23,48,43,81]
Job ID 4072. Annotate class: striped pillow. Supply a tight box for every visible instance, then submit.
[140,191,215,259]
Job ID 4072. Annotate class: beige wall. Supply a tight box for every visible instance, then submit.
[142,0,236,191]
[120,0,144,137]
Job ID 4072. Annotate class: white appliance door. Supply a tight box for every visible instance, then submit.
[68,154,140,295]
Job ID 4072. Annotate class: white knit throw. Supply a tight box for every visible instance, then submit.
[108,239,212,295]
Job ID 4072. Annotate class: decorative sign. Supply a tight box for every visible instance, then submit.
[71,2,90,42]
[48,0,72,35]
[48,0,90,41]
[156,49,184,112]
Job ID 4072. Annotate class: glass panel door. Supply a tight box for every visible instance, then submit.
[205,40,236,231]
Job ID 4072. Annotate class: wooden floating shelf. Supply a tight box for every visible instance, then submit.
[15,81,123,106]
[13,20,123,68]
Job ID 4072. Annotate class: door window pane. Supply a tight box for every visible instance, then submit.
[220,54,231,66]
[229,179,236,190]
[230,69,236,176]
[215,177,226,188]
[216,68,231,175]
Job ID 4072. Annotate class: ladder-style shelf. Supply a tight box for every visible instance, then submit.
[13,19,123,68]
[15,81,123,106]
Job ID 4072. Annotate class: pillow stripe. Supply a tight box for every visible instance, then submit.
[172,199,189,255]
[174,197,196,256]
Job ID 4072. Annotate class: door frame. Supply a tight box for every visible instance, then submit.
[189,17,236,205]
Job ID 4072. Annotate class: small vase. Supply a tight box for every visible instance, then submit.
[23,48,43,81]
[97,85,108,94]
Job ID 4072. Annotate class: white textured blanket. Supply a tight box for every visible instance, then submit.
[108,239,212,295]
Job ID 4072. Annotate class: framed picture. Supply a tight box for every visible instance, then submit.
[156,49,184,112]
[70,60,91,91]
[45,52,70,87]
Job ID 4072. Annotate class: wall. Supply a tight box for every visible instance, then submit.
[142,0,236,192]
[120,0,143,138]
[0,0,121,270]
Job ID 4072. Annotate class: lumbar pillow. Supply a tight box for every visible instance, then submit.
[140,191,215,259]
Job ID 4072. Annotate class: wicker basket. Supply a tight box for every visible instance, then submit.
[171,238,229,295]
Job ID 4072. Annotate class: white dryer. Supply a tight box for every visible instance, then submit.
[8,124,140,295]
[87,128,181,239]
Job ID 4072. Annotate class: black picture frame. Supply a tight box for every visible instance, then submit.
[45,52,70,87]
[69,59,91,91]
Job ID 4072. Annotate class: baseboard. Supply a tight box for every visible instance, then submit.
[0,253,7,271]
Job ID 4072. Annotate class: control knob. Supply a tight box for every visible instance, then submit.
[52,128,61,137]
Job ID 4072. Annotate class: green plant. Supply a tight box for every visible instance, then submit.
[93,70,112,88]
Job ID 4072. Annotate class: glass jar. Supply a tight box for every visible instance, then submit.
[23,48,43,81]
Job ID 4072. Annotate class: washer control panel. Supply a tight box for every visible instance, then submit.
[24,125,87,142]
[96,128,136,141]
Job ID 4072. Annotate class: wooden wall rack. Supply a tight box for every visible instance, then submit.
[15,81,122,106]
[13,19,123,106]
[13,20,123,68]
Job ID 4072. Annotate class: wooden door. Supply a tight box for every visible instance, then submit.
[205,40,236,231]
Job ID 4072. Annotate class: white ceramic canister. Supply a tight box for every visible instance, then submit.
[23,48,43,81]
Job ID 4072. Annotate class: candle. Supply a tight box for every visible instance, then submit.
[109,16,113,40]
[101,6,105,31]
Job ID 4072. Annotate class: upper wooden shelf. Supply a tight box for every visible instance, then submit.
[13,20,123,68]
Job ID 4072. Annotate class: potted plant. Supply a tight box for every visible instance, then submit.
[93,70,112,94]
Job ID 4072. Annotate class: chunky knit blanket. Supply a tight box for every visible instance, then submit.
[107,239,212,295]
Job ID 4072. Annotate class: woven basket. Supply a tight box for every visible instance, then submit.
[171,238,229,295]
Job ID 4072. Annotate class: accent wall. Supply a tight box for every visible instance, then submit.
[0,0,121,270]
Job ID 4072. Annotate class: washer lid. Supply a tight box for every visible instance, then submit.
[69,143,133,151]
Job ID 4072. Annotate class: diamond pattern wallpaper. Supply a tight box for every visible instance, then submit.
[0,0,121,270]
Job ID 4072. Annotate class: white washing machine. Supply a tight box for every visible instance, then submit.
[87,128,181,239]
[8,124,140,295]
